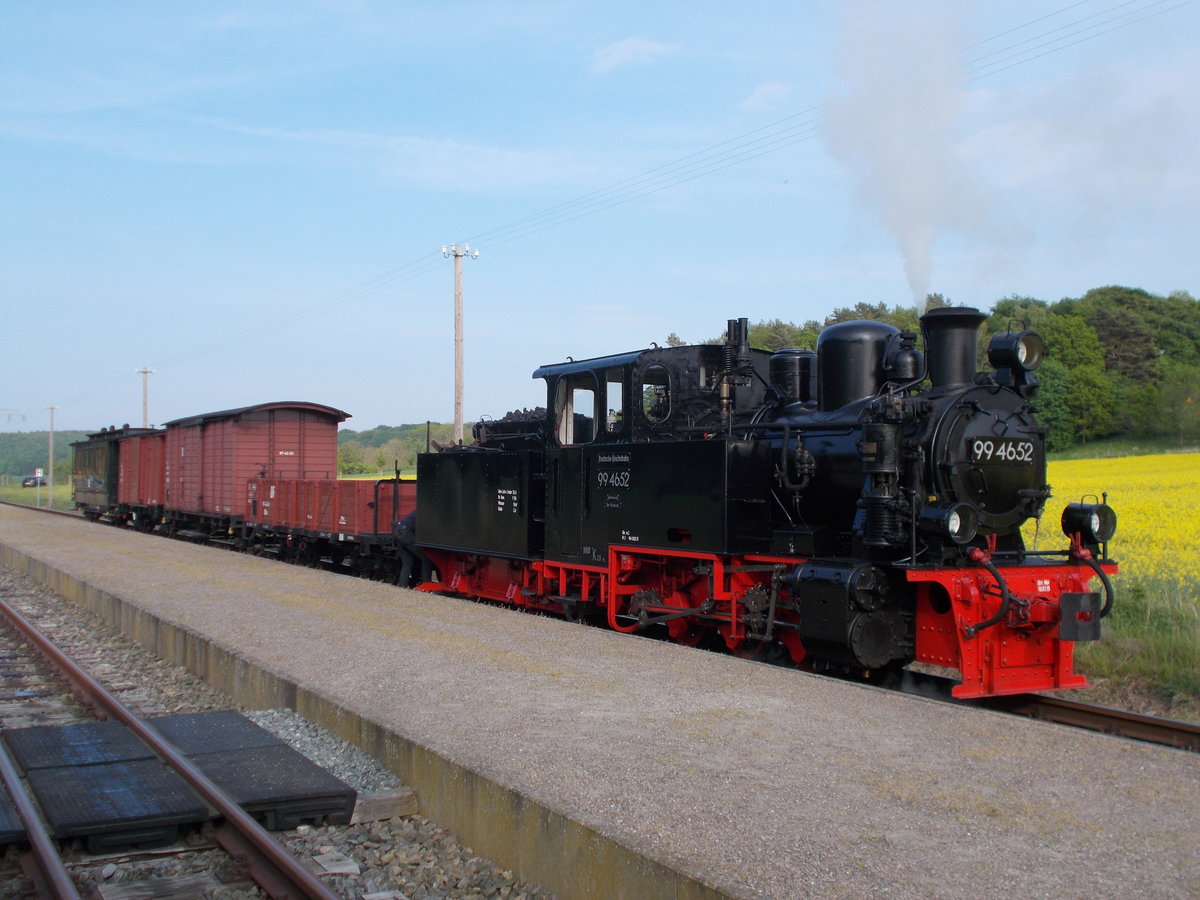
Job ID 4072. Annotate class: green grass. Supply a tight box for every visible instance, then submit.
[1049,435,1200,461]
[340,470,417,480]
[0,482,72,509]
[1076,574,1200,703]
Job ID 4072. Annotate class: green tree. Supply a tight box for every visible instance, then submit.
[1039,312,1105,371]
[1116,379,1160,435]
[1032,360,1073,452]
[1087,304,1158,384]
[337,441,371,475]
[987,295,1049,332]
[825,301,919,334]
[1065,364,1120,443]
[748,319,818,351]
[1158,362,1200,445]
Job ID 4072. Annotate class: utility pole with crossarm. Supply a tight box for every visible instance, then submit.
[441,244,479,445]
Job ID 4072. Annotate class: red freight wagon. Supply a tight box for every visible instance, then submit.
[338,479,417,535]
[247,478,416,538]
[162,402,348,523]
[117,430,166,508]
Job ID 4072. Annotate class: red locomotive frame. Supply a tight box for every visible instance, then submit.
[419,543,1115,699]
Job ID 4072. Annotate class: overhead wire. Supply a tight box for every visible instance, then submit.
[967,0,1194,81]
[225,0,1193,304]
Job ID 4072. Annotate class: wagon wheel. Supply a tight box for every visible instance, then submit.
[294,540,319,567]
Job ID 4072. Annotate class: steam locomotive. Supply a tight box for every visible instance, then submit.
[72,306,1117,699]
[414,307,1117,698]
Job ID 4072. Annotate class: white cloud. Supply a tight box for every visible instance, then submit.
[204,119,605,191]
[590,37,678,74]
[740,81,793,111]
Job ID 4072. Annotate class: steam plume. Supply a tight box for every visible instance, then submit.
[824,1,968,308]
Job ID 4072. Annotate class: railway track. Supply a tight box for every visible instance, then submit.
[0,500,80,519]
[981,692,1200,753]
[0,582,339,900]
[889,669,1200,753]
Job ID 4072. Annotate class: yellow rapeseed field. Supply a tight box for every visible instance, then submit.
[1025,452,1200,707]
[1027,453,1200,591]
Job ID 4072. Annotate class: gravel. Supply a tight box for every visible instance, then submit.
[0,565,554,900]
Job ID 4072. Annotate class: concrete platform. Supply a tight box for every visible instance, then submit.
[2,504,1198,899]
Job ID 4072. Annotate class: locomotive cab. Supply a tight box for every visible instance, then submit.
[534,337,774,446]
[530,331,777,566]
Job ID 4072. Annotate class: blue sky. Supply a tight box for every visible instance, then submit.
[2,1,1196,432]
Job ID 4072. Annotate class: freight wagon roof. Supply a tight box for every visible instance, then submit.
[73,426,162,447]
[162,401,350,428]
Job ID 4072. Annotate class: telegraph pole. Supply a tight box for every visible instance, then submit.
[135,367,155,428]
[441,244,479,445]
[46,405,57,509]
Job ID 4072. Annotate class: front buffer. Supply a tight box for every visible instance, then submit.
[909,557,1117,699]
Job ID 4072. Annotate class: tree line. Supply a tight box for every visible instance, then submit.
[0,430,89,479]
[337,422,456,475]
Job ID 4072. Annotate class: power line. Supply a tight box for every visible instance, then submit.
[204,0,1194,321]
[967,0,1194,81]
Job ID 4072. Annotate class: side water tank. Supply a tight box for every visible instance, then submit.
[817,320,899,411]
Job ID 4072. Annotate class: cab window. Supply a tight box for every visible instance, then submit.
[604,367,625,437]
[554,374,597,445]
[641,364,671,424]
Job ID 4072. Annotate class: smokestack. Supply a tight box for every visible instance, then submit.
[921,306,985,388]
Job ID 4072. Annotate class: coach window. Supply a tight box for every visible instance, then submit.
[554,374,597,445]
[641,364,671,424]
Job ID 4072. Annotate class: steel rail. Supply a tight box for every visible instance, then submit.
[892,671,1200,753]
[0,596,339,900]
[0,744,82,900]
[0,500,81,519]
[983,693,1200,753]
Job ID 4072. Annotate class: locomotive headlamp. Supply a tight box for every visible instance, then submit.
[988,331,1046,373]
[919,502,979,544]
[1061,502,1117,543]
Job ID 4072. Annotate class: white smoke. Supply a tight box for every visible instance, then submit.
[823,1,971,308]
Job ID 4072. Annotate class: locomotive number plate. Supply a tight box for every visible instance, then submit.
[970,438,1035,463]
